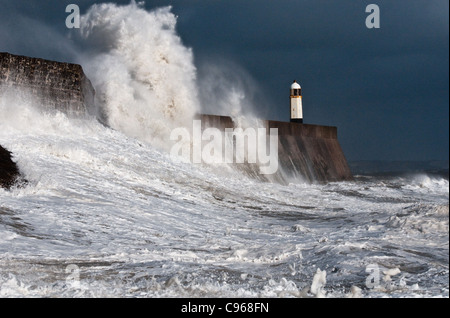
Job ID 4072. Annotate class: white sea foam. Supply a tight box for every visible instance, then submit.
[77,2,199,152]
[0,2,448,298]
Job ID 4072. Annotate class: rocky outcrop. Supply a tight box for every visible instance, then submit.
[0,145,21,189]
[0,52,94,116]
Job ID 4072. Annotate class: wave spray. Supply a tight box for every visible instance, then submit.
[78,1,200,151]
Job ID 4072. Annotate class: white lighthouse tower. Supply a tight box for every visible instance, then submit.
[290,80,303,123]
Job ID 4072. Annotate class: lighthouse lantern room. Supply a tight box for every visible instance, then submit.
[290,80,303,123]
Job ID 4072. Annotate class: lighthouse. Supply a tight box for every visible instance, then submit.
[290,80,303,123]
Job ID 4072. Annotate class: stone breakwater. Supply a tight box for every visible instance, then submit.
[197,114,353,183]
[0,52,94,116]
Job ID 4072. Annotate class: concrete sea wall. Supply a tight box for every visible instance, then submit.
[198,114,353,183]
[0,52,94,116]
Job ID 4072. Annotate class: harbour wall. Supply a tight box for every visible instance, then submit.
[0,52,94,116]
[197,114,353,183]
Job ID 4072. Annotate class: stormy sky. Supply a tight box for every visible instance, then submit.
[0,0,448,162]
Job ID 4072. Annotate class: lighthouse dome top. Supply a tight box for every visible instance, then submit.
[291,80,301,89]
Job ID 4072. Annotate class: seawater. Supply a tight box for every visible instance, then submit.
[0,2,448,298]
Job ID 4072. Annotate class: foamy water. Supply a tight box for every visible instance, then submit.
[0,102,448,297]
[0,2,448,298]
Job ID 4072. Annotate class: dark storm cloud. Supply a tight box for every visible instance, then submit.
[0,0,448,161]
[168,0,449,161]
